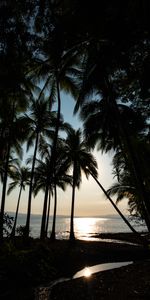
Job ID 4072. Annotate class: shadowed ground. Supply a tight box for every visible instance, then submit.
[0,233,150,299]
[51,260,150,300]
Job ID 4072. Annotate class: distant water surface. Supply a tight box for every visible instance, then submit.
[8,213,146,240]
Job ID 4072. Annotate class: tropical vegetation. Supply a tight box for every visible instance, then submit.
[0,0,150,244]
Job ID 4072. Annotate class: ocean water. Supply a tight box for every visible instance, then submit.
[8,213,146,240]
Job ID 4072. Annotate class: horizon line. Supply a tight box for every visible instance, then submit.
[6,211,125,218]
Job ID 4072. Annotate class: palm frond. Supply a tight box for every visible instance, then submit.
[7,182,18,195]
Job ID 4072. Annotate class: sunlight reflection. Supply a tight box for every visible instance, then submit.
[75,218,97,235]
[83,267,91,277]
[73,261,132,279]
[74,217,106,240]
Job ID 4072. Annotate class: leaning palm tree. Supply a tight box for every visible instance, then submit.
[107,175,139,215]
[78,99,150,229]
[8,164,30,237]
[80,101,150,231]
[64,128,98,240]
[74,40,150,231]
[107,146,150,229]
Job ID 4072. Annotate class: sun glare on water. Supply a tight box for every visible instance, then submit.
[74,218,98,240]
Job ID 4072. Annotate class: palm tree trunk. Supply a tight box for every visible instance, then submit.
[49,74,61,180]
[0,102,16,241]
[40,183,49,239]
[45,75,61,240]
[69,165,76,240]
[45,190,51,235]
[0,142,11,241]
[55,75,61,135]
[25,132,39,238]
[50,184,57,240]
[11,184,23,238]
[89,170,148,246]
[90,171,137,233]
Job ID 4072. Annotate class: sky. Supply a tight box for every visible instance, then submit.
[4,93,128,217]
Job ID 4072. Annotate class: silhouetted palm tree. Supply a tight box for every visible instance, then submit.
[45,190,52,235]
[107,174,140,216]
[8,164,30,237]
[34,141,72,239]
[23,95,55,238]
[32,27,80,190]
[74,45,150,230]
[50,147,72,240]
[107,140,150,230]
[64,128,98,240]
[34,153,53,239]
[0,112,28,240]
[35,117,72,239]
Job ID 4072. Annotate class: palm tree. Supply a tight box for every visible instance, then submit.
[34,141,72,239]
[50,147,72,240]
[34,153,53,239]
[29,30,81,240]
[0,39,34,241]
[107,140,150,230]
[107,174,141,217]
[0,3,36,240]
[32,27,80,184]
[8,164,30,237]
[73,42,150,231]
[23,95,55,238]
[34,115,72,239]
[88,168,139,234]
[0,112,29,240]
[45,190,52,235]
[64,128,98,240]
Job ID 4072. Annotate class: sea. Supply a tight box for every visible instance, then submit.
[7,213,146,240]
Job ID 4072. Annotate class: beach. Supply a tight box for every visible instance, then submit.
[0,233,150,299]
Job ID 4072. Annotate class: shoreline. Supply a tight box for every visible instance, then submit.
[91,231,150,244]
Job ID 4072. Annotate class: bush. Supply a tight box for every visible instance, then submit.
[3,213,14,237]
